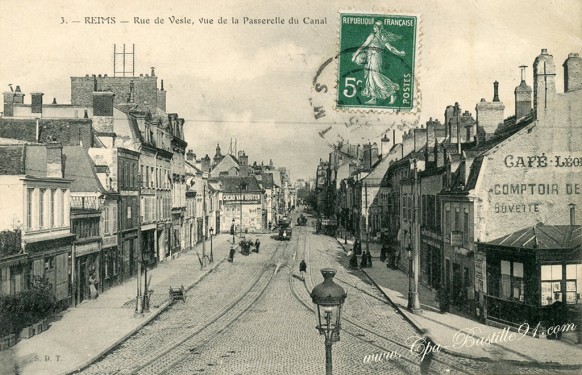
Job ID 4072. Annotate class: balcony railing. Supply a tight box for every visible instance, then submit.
[70,196,99,210]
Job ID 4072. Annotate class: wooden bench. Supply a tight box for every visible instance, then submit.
[169,285,186,303]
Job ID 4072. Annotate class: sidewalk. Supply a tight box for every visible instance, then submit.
[3,235,235,375]
[335,237,582,367]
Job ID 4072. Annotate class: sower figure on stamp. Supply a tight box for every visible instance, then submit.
[352,20,405,105]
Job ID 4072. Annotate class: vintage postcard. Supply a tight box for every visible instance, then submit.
[0,1,581,375]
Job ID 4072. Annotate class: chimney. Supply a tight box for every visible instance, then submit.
[515,65,533,119]
[533,48,557,118]
[363,143,372,169]
[3,91,14,117]
[31,92,44,114]
[46,142,63,178]
[371,142,379,163]
[92,91,115,116]
[563,53,582,92]
[570,203,576,226]
[186,149,196,162]
[455,103,461,154]
[201,155,211,172]
[381,134,390,157]
[493,81,500,102]
[13,86,24,104]
[52,98,57,104]
[151,67,156,76]
[129,81,135,103]
[475,82,505,141]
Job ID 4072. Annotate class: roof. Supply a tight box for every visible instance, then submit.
[450,114,536,192]
[216,175,263,193]
[485,224,582,250]
[0,145,25,175]
[0,118,93,147]
[261,173,275,189]
[63,146,105,192]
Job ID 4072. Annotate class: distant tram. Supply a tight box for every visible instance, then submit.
[277,217,292,240]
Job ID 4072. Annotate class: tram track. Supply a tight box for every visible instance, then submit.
[290,226,476,374]
[81,240,289,375]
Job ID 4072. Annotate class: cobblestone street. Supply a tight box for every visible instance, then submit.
[79,223,582,375]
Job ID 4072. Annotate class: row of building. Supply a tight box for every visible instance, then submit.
[0,66,296,309]
[315,49,581,327]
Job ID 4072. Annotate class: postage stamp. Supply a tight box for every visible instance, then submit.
[337,12,419,112]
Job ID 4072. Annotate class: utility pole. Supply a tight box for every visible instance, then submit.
[410,159,422,313]
[135,173,143,317]
[202,181,207,265]
[364,182,369,255]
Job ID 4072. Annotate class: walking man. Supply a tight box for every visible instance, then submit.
[255,239,261,253]
[299,259,307,281]
[229,246,236,263]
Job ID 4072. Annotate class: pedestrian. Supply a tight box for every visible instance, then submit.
[360,251,368,268]
[349,251,358,269]
[299,259,307,281]
[380,244,387,262]
[88,270,99,299]
[366,250,372,267]
[255,239,260,253]
[418,328,436,375]
[229,246,236,262]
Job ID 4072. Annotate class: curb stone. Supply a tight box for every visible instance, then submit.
[63,255,227,375]
[335,237,582,368]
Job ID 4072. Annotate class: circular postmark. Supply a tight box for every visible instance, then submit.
[309,11,422,150]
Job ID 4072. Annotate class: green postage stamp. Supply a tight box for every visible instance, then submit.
[337,12,419,111]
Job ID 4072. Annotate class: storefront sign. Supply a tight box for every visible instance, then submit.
[75,242,100,257]
[222,193,261,204]
[102,236,117,249]
[450,230,463,246]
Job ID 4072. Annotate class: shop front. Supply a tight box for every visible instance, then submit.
[73,240,101,305]
[480,224,582,331]
[101,234,119,291]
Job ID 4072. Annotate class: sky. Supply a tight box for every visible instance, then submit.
[0,0,580,181]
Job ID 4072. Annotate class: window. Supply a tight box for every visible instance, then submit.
[150,167,154,188]
[445,208,451,234]
[141,165,145,187]
[500,260,524,301]
[50,189,57,227]
[111,205,118,233]
[27,188,34,229]
[463,211,470,246]
[60,189,66,226]
[565,264,582,305]
[454,209,461,231]
[39,189,46,228]
[541,264,563,306]
[104,207,110,234]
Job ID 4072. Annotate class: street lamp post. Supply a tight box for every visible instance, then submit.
[311,268,347,375]
[239,181,247,239]
[209,227,214,263]
[408,159,422,313]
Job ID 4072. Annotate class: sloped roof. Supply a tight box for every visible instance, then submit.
[261,173,274,189]
[63,146,105,193]
[0,145,25,175]
[486,224,582,250]
[216,175,263,193]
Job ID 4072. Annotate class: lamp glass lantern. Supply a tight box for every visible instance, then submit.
[310,268,347,339]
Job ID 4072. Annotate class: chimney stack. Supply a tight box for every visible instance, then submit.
[31,92,44,114]
[514,66,532,119]
[563,52,582,92]
[493,81,500,102]
[533,48,557,118]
